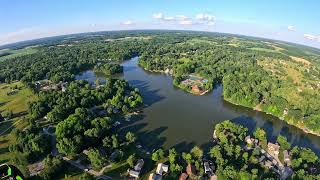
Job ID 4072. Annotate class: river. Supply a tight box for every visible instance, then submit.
[76,57,320,153]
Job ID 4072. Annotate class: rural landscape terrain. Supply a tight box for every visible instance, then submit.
[0,30,320,179]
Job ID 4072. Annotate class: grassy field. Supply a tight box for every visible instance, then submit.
[0,82,36,166]
[0,48,38,61]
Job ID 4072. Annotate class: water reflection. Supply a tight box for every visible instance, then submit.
[76,57,320,154]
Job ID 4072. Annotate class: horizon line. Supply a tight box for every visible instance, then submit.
[1,29,319,51]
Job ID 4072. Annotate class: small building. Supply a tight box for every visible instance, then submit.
[267,142,280,158]
[156,163,169,175]
[149,173,162,180]
[283,150,291,166]
[179,173,188,180]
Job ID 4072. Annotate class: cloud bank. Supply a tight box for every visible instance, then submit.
[152,12,215,26]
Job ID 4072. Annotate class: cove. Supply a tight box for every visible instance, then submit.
[76,57,320,154]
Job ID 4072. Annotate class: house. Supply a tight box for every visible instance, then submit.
[134,159,144,172]
[186,164,196,175]
[149,173,162,180]
[283,150,291,166]
[245,136,253,144]
[129,159,144,179]
[267,142,280,159]
[156,163,169,175]
[203,162,213,175]
[191,85,200,93]
[179,173,188,180]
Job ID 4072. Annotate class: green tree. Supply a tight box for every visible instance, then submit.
[125,132,136,144]
[40,156,65,179]
[168,148,178,164]
[127,154,136,168]
[87,148,107,169]
[152,148,165,162]
[191,146,203,160]
[253,128,267,149]
[277,135,291,150]
[111,135,119,149]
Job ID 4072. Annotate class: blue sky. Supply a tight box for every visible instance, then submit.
[1,0,320,48]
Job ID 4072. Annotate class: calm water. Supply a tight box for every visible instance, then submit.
[76,57,320,153]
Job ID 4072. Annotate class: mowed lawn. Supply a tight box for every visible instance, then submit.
[0,82,37,165]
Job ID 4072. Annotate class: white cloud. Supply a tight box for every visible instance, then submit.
[152,12,163,19]
[304,34,320,42]
[195,13,215,26]
[122,20,134,25]
[176,15,189,21]
[287,25,295,31]
[179,20,193,25]
[152,12,215,27]
[196,13,215,21]
[163,17,175,21]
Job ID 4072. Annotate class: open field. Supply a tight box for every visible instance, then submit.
[0,48,38,61]
[0,82,36,166]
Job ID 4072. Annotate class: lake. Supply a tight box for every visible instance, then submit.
[76,57,320,153]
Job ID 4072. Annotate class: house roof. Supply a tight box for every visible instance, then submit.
[156,163,169,175]
[134,159,144,171]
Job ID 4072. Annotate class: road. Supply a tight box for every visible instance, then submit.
[62,157,114,180]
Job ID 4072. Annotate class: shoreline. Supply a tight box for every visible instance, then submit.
[223,97,320,137]
[139,63,320,137]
